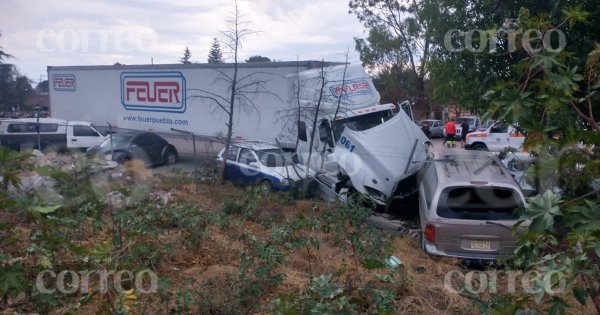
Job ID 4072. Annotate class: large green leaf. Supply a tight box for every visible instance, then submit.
[520,190,562,232]
[30,205,61,214]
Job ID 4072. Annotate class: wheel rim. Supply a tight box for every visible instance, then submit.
[167,153,176,164]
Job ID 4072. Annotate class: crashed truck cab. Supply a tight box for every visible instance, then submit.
[296,105,430,207]
[292,64,431,209]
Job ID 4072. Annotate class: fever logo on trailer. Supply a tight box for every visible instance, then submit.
[120,72,186,113]
[53,74,76,91]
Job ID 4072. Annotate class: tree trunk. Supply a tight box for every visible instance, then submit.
[221,3,240,185]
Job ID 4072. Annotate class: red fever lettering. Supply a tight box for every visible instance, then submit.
[331,80,370,97]
[125,81,180,104]
[53,77,76,89]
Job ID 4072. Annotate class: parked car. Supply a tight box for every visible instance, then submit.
[87,132,178,167]
[418,149,528,260]
[0,118,108,152]
[215,141,309,191]
[465,121,525,151]
[418,120,444,138]
[455,115,482,135]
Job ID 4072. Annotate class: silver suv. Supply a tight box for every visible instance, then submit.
[418,150,528,260]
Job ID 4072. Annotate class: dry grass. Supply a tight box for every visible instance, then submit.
[128,175,481,315]
[9,168,593,315]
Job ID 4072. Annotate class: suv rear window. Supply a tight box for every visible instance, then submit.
[437,186,523,220]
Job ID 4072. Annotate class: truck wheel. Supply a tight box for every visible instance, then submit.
[472,143,488,151]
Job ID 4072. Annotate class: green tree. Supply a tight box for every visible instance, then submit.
[245,55,271,62]
[0,32,33,111]
[207,38,223,63]
[0,65,33,112]
[349,0,433,115]
[482,7,600,313]
[0,32,13,64]
[36,80,48,94]
[422,0,600,115]
[180,46,192,64]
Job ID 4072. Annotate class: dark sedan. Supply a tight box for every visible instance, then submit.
[87,132,178,167]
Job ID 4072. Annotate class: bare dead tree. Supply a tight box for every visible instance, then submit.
[186,0,280,184]
[301,61,327,195]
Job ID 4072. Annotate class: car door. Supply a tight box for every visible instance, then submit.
[131,134,162,164]
[130,135,150,163]
[486,123,509,151]
[70,124,102,149]
[223,147,240,181]
[145,134,167,164]
[432,121,443,137]
[237,148,261,185]
[506,125,525,150]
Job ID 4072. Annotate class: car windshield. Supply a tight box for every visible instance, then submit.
[333,110,394,141]
[437,186,523,220]
[255,149,286,167]
[99,134,134,150]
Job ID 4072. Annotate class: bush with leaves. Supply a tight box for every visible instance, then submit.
[271,266,406,315]
[483,6,600,314]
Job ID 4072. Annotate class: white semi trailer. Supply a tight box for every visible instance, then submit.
[48,61,340,146]
[49,61,429,207]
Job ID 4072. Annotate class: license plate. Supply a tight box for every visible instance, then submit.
[470,240,491,250]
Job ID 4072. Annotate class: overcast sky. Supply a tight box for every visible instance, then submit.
[0,0,367,83]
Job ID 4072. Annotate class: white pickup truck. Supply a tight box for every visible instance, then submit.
[0,118,109,152]
[465,121,525,151]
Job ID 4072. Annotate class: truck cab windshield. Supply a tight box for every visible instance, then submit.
[332,109,393,141]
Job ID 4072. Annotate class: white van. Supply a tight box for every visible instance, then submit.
[418,150,528,260]
[0,118,108,152]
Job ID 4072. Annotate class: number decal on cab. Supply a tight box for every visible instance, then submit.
[339,136,356,152]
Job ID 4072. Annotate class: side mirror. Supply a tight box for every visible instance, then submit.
[249,162,259,169]
[318,124,329,142]
[318,120,334,148]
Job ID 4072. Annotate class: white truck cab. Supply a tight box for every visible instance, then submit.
[465,121,525,152]
[291,64,430,209]
[0,118,108,152]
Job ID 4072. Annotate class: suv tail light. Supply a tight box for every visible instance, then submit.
[424,224,435,243]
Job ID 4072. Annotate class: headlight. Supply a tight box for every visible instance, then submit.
[280,178,290,186]
[104,153,113,161]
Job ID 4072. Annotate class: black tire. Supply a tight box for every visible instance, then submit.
[472,143,488,151]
